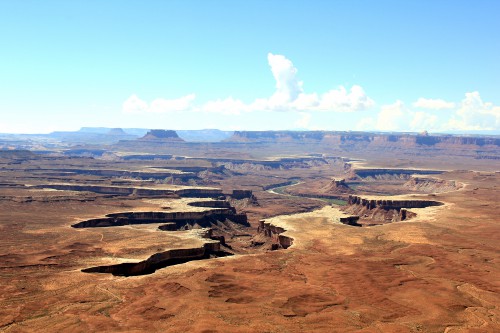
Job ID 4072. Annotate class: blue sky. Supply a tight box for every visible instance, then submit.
[0,0,499,133]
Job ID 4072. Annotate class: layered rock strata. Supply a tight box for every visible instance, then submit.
[258,220,293,249]
[347,195,442,209]
[34,184,222,198]
[226,130,500,148]
[72,204,248,229]
[82,230,229,276]
[345,195,443,224]
[140,129,184,141]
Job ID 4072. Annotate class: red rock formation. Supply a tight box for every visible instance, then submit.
[224,131,500,149]
[35,184,223,198]
[347,195,442,209]
[72,207,249,228]
[106,128,128,136]
[258,219,293,249]
[82,242,222,276]
[140,129,184,141]
[403,177,462,193]
[230,190,254,199]
[345,195,439,223]
[339,215,361,226]
[321,178,353,194]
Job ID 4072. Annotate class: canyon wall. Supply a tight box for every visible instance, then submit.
[82,242,222,276]
[225,131,500,149]
[258,220,293,249]
[72,207,249,228]
[34,184,223,198]
[343,195,442,224]
[347,195,442,210]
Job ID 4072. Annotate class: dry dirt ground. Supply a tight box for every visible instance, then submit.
[0,148,499,333]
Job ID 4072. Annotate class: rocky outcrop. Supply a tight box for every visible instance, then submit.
[30,167,197,181]
[34,184,223,198]
[82,240,229,276]
[188,200,233,210]
[226,131,326,143]
[140,129,184,141]
[321,178,353,194]
[347,195,442,210]
[403,177,462,193]
[225,131,500,148]
[174,188,224,198]
[72,206,249,228]
[229,190,254,199]
[213,157,329,171]
[344,195,440,223]
[353,169,443,180]
[71,196,248,229]
[339,215,361,226]
[258,220,293,249]
[106,128,128,136]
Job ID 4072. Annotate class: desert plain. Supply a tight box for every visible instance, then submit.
[0,129,499,332]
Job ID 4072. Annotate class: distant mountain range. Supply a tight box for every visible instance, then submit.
[1,127,498,150]
[0,127,235,145]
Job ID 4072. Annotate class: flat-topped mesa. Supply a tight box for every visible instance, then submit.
[229,189,254,199]
[224,131,500,149]
[34,184,223,198]
[403,176,462,193]
[323,178,353,194]
[106,128,128,136]
[339,215,361,227]
[345,195,443,224]
[347,195,442,210]
[226,131,326,143]
[72,202,249,229]
[353,168,443,180]
[140,129,184,141]
[82,238,228,277]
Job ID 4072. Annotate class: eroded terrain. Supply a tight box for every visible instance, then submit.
[0,131,499,332]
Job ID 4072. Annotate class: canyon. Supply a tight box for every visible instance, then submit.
[0,129,499,332]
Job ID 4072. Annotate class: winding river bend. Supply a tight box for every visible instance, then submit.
[265,180,347,206]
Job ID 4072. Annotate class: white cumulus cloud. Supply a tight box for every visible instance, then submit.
[410,111,438,131]
[446,91,500,130]
[413,98,455,110]
[122,94,149,113]
[261,53,374,112]
[267,53,303,103]
[376,100,408,131]
[315,85,374,112]
[122,53,375,115]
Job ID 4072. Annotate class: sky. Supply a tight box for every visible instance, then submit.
[0,0,499,134]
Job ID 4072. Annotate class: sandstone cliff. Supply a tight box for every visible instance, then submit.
[225,131,500,149]
[140,129,184,141]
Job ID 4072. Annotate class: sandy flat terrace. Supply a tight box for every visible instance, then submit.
[349,193,438,201]
[75,226,215,265]
[28,182,221,191]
